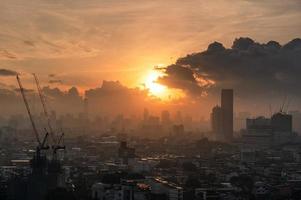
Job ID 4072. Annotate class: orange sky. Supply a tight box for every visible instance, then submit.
[1,0,301,96]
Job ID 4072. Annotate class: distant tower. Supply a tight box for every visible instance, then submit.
[221,89,233,140]
[83,97,89,135]
[175,111,183,124]
[271,112,293,144]
[118,141,135,165]
[143,108,149,122]
[211,106,223,140]
[161,110,170,124]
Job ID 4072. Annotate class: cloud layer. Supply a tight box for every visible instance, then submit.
[0,0,300,90]
[0,69,18,76]
[158,37,301,99]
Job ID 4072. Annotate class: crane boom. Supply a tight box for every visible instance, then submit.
[16,75,41,145]
[32,73,65,161]
[33,73,57,145]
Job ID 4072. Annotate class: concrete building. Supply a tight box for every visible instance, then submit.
[210,89,234,141]
[91,180,149,200]
[221,89,234,141]
[241,112,294,153]
[118,141,135,165]
[271,112,292,132]
[289,110,301,134]
[161,110,171,125]
[271,112,293,145]
[211,106,223,140]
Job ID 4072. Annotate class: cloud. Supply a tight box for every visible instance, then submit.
[0,69,19,76]
[23,40,35,47]
[159,37,301,99]
[157,64,205,96]
[85,80,151,116]
[0,50,17,59]
[14,88,34,93]
[49,79,63,84]
[0,0,300,63]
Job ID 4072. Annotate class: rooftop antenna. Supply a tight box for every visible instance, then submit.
[285,97,292,113]
[269,104,273,117]
[280,95,287,113]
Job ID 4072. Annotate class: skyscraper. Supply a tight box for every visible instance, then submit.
[271,112,292,132]
[143,108,149,122]
[161,110,170,125]
[221,89,234,141]
[211,105,223,140]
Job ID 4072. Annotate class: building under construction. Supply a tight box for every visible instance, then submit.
[6,75,67,200]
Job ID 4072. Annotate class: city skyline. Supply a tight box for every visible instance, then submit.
[1,1,301,200]
[1,1,301,102]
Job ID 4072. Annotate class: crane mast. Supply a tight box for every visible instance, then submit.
[16,75,41,146]
[32,73,65,160]
[33,73,57,145]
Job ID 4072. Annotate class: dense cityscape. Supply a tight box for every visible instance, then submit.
[2,84,301,200]
[1,0,301,199]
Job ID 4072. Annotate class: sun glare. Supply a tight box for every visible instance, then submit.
[142,67,185,101]
[145,70,166,97]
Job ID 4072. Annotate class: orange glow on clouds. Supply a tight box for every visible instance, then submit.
[145,70,166,96]
[142,67,185,101]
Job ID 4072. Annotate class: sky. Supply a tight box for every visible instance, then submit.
[1,0,301,90]
[0,0,301,119]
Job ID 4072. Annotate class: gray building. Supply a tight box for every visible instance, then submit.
[211,106,223,140]
[221,89,234,141]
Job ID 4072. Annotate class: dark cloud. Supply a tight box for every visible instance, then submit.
[85,81,147,99]
[157,64,205,95]
[0,84,83,116]
[23,40,35,47]
[49,79,63,84]
[0,81,156,117]
[159,37,301,99]
[0,50,17,59]
[85,81,150,116]
[0,88,17,98]
[42,86,80,100]
[14,88,34,93]
[0,69,19,76]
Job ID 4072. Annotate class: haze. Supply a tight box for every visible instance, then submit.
[1,0,301,121]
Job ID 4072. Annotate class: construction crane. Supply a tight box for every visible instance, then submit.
[16,75,49,159]
[53,132,65,160]
[280,95,288,113]
[33,73,57,145]
[32,73,65,160]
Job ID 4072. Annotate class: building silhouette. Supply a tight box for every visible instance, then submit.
[242,112,294,152]
[221,89,234,141]
[271,112,292,132]
[161,110,170,125]
[211,106,223,140]
[210,89,234,141]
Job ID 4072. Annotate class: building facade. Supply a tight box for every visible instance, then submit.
[221,89,234,141]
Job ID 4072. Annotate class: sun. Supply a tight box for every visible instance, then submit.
[142,68,185,100]
[144,70,167,97]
